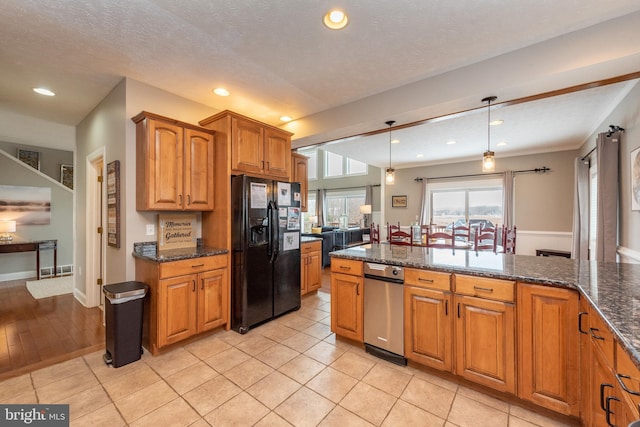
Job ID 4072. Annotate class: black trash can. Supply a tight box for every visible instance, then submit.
[103,281,148,368]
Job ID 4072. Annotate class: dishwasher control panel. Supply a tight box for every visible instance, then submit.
[364,262,404,282]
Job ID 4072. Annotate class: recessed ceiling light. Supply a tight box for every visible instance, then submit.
[416,154,424,158]
[280,116,293,122]
[391,138,400,144]
[497,141,508,146]
[446,140,456,145]
[213,87,230,97]
[323,9,349,30]
[33,87,55,96]
[490,120,504,126]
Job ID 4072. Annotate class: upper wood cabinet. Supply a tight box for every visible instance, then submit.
[133,112,215,211]
[291,153,309,212]
[199,110,293,180]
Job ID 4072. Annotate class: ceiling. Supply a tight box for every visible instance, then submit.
[2,1,640,168]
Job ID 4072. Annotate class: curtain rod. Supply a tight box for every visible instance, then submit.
[414,166,550,182]
[314,184,381,191]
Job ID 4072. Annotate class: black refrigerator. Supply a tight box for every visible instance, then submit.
[231,175,301,333]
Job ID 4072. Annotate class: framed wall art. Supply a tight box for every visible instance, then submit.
[631,146,640,211]
[60,164,73,189]
[392,195,407,208]
[17,149,40,170]
[107,160,121,248]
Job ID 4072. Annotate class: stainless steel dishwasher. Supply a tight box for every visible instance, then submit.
[363,262,407,365]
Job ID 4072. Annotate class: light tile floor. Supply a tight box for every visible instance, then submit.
[0,291,575,426]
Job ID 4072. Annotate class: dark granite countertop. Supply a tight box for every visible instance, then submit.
[330,243,640,369]
[301,236,322,243]
[132,241,227,262]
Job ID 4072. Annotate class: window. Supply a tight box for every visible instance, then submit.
[324,151,368,178]
[302,192,317,232]
[324,188,366,227]
[429,179,503,228]
[299,149,317,180]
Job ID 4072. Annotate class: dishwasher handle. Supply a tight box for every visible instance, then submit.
[364,274,404,285]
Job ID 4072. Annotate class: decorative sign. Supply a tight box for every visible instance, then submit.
[107,161,120,248]
[158,213,196,251]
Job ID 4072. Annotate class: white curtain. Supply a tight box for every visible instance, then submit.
[316,189,325,227]
[502,171,514,230]
[364,185,372,227]
[571,157,590,260]
[418,178,429,225]
[595,132,619,262]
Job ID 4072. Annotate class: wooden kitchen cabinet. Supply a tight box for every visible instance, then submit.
[291,153,309,212]
[133,111,215,211]
[404,269,452,371]
[135,254,228,354]
[517,283,580,416]
[454,274,516,394]
[579,295,592,424]
[330,258,363,342]
[301,240,321,295]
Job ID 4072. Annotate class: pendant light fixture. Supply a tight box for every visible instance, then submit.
[385,120,396,184]
[482,96,497,172]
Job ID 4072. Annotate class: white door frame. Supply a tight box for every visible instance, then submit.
[85,148,106,308]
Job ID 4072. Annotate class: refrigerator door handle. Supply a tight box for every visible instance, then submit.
[268,200,280,264]
[267,201,274,259]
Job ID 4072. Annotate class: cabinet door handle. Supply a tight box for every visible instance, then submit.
[187,195,191,205]
[600,383,614,411]
[419,278,434,283]
[457,302,461,318]
[616,373,640,396]
[192,264,205,268]
[445,300,448,316]
[474,286,493,292]
[192,280,196,292]
[356,283,359,296]
[201,278,204,290]
[605,395,620,427]
[590,327,605,341]
[578,311,589,334]
[179,194,183,205]
[339,265,351,270]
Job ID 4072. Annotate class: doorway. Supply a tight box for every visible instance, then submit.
[86,149,106,308]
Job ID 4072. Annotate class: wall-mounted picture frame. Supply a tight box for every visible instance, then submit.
[60,164,73,189]
[107,160,121,248]
[631,146,640,211]
[392,195,407,208]
[17,148,40,170]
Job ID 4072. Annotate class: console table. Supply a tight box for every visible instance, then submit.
[535,248,571,258]
[0,240,57,280]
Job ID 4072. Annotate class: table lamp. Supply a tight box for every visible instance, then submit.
[359,205,372,228]
[0,220,16,242]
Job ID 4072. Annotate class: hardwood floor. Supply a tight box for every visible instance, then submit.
[0,278,104,381]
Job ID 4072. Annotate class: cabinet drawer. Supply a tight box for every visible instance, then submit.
[301,240,321,254]
[454,274,515,302]
[589,309,614,364]
[331,258,363,276]
[405,268,451,291]
[159,255,227,278]
[616,342,640,410]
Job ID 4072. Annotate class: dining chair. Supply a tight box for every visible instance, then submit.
[502,226,517,254]
[370,222,380,243]
[474,223,498,252]
[425,223,454,248]
[386,222,401,241]
[453,222,471,245]
[388,224,413,246]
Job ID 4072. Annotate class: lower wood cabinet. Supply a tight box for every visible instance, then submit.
[135,254,228,354]
[454,294,516,394]
[330,259,363,342]
[301,240,321,295]
[517,283,580,416]
[404,268,453,371]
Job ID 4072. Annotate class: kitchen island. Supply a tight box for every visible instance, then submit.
[330,243,640,425]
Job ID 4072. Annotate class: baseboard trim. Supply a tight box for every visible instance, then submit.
[0,270,36,282]
[618,246,640,263]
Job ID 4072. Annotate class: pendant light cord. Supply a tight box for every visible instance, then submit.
[482,96,497,152]
[385,120,396,169]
